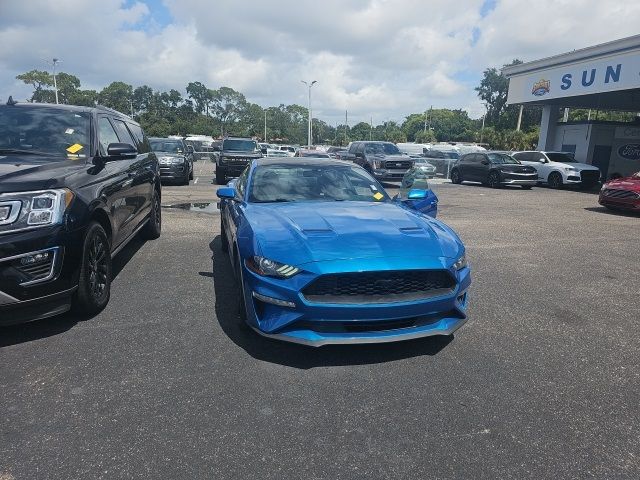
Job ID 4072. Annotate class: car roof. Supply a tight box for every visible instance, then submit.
[1,101,139,124]
[255,158,354,167]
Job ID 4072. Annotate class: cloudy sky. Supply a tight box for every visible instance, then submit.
[1,0,640,124]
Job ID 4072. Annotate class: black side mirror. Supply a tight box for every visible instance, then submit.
[481,160,489,165]
[107,143,137,159]
[186,145,194,153]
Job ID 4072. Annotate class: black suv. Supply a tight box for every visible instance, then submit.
[342,141,414,181]
[215,137,262,185]
[149,137,194,185]
[0,101,162,325]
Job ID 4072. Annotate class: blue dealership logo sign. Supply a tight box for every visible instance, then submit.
[531,79,550,96]
[618,144,640,160]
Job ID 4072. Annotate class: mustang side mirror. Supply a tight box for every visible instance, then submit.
[107,143,137,159]
[407,189,428,199]
[402,189,438,218]
[216,187,236,199]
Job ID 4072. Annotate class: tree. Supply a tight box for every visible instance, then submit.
[210,87,247,136]
[414,129,437,143]
[16,70,53,102]
[350,122,373,141]
[186,81,210,115]
[98,81,133,114]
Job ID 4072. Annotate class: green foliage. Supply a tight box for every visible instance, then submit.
[98,81,133,114]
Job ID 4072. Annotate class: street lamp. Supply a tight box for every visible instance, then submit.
[301,80,317,147]
[51,58,60,104]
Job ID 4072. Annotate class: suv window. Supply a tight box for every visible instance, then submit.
[355,143,365,155]
[223,139,256,151]
[98,117,120,156]
[348,143,358,154]
[112,119,136,149]
[127,122,150,153]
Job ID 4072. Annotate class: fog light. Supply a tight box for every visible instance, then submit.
[0,206,10,221]
[252,291,296,308]
[20,251,51,266]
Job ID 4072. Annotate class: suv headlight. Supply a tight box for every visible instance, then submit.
[246,256,300,278]
[453,253,467,271]
[0,189,74,233]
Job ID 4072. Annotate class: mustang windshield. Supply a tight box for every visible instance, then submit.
[150,140,183,153]
[0,106,90,160]
[249,164,390,203]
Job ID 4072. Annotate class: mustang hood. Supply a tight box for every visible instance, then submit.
[605,175,640,192]
[245,201,461,265]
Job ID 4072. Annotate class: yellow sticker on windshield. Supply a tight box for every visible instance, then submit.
[373,192,384,201]
[66,143,83,154]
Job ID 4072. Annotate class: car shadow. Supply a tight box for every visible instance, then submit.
[207,236,453,369]
[584,206,640,217]
[0,235,147,348]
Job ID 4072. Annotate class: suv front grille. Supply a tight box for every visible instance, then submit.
[302,269,456,304]
[580,170,601,183]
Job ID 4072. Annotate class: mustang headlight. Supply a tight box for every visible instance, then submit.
[0,189,74,233]
[246,256,300,278]
[453,253,467,271]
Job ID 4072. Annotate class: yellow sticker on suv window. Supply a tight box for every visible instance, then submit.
[66,143,83,154]
[373,192,384,201]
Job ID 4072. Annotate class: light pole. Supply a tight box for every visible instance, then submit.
[264,109,267,142]
[301,80,317,147]
[51,58,60,104]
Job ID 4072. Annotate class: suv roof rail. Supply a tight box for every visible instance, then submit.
[95,104,132,119]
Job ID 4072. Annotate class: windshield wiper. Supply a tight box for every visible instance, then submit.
[0,148,54,156]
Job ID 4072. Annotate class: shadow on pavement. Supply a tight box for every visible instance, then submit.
[584,206,640,217]
[208,236,453,369]
[0,235,147,348]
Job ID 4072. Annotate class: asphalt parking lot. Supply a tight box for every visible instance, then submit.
[1,161,639,479]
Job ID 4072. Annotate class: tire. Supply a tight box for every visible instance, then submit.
[142,189,161,240]
[189,164,194,181]
[521,185,533,190]
[73,222,112,316]
[548,171,563,189]
[220,218,228,253]
[215,168,227,185]
[488,171,501,188]
[450,168,462,184]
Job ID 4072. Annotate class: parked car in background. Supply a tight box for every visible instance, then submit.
[450,152,538,189]
[598,172,640,212]
[278,145,298,157]
[149,137,193,185]
[423,150,459,177]
[216,158,464,346]
[265,148,290,157]
[512,151,601,189]
[184,135,217,162]
[341,141,414,182]
[216,137,262,184]
[396,143,430,157]
[401,159,437,189]
[326,146,346,158]
[295,149,331,158]
[0,101,162,324]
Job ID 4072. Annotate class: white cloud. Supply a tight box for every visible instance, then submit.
[1,0,639,124]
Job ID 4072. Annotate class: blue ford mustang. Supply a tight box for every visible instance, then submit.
[217,158,470,346]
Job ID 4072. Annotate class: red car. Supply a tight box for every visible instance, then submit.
[599,172,640,212]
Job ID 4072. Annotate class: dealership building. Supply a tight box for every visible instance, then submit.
[503,34,640,178]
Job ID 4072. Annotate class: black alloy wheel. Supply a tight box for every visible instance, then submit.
[488,171,502,188]
[73,222,112,316]
[548,172,563,189]
[142,190,162,240]
[189,164,194,181]
[450,169,462,184]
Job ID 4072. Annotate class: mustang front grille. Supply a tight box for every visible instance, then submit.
[302,269,456,304]
[602,189,639,199]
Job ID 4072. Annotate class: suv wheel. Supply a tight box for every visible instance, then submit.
[450,168,462,184]
[73,222,112,316]
[488,171,501,188]
[216,169,227,185]
[548,171,563,189]
[142,190,162,240]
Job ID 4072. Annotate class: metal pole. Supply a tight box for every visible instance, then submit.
[370,116,373,140]
[345,110,348,145]
[301,80,317,147]
[52,58,59,104]
[480,114,485,143]
[264,109,267,142]
[562,108,569,122]
[516,105,523,131]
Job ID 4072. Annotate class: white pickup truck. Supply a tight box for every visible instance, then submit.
[511,151,601,189]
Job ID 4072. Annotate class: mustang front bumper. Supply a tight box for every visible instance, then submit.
[240,256,471,346]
